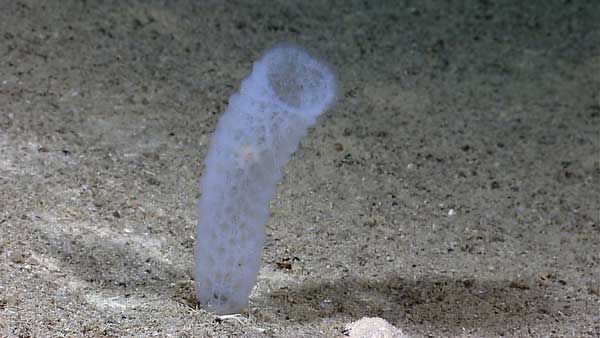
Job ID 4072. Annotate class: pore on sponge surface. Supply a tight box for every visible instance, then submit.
[195,44,337,315]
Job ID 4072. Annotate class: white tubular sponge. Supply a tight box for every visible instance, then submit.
[194,44,337,314]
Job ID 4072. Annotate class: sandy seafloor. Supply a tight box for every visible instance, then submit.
[0,1,598,337]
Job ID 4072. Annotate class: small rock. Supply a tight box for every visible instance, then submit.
[9,251,27,264]
[345,317,409,338]
[509,279,530,290]
[319,298,334,310]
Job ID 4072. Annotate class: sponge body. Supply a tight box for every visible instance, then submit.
[195,44,337,314]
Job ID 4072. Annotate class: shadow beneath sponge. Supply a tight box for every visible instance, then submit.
[267,273,556,336]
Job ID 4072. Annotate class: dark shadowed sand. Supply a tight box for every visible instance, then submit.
[0,1,598,337]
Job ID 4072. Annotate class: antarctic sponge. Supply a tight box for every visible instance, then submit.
[194,44,337,314]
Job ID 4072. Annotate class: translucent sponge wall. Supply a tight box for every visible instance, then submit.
[195,44,337,315]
